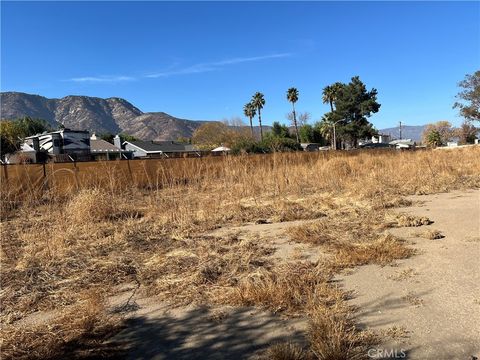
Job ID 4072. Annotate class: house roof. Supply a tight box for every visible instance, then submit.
[25,129,90,139]
[212,146,231,152]
[126,140,197,153]
[19,143,36,153]
[389,139,415,146]
[90,139,122,152]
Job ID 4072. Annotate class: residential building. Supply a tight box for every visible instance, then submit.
[121,139,201,158]
[90,134,133,160]
[25,129,91,161]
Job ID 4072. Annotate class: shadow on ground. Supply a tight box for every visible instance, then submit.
[112,306,305,359]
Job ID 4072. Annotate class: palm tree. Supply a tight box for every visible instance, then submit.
[317,115,334,148]
[322,85,335,113]
[251,92,265,141]
[243,102,256,138]
[287,87,300,143]
[322,82,343,113]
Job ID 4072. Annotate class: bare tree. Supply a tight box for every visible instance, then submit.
[287,111,310,127]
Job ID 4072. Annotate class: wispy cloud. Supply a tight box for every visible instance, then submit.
[212,53,291,66]
[69,75,135,83]
[146,53,292,78]
[67,53,292,82]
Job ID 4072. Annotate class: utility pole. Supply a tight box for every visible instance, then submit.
[399,121,402,140]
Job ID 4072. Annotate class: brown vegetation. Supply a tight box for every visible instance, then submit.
[1,147,479,358]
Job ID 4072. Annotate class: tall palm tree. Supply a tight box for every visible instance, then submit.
[243,102,256,138]
[322,82,343,113]
[322,85,335,113]
[287,87,300,143]
[251,92,265,141]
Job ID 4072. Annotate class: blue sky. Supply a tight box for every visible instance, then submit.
[1,1,479,129]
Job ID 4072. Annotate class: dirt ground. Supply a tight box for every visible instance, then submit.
[107,221,313,359]
[29,190,475,359]
[341,190,480,360]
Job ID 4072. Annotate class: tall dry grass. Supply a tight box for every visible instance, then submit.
[1,147,479,358]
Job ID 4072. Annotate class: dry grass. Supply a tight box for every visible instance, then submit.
[0,291,123,360]
[1,147,479,357]
[388,213,433,227]
[263,342,310,360]
[417,229,444,240]
[230,262,343,314]
[308,306,377,360]
[330,234,414,270]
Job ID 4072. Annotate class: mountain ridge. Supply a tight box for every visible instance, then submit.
[0,92,211,141]
[1,91,427,142]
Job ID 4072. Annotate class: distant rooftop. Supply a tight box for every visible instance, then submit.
[90,139,122,152]
[127,140,196,153]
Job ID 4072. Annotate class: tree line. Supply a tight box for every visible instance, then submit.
[193,75,382,153]
[1,71,478,158]
[422,70,480,147]
[193,71,479,151]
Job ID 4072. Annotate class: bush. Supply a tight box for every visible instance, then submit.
[231,137,269,154]
[262,136,302,152]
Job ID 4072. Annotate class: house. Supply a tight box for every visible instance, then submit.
[211,146,231,155]
[25,129,91,161]
[90,134,133,160]
[389,139,416,149]
[120,138,201,158]
[372,134,391,144]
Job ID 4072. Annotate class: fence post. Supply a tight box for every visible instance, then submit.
[73,161,80,190]
[2,164,8,183]
[127,159,134,184]
[42,163,48,190]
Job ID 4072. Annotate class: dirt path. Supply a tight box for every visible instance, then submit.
[341,190,480,359]
[108,220,316,359]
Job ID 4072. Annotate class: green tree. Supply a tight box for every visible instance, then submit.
[262,135,301,152]
[251,92,265,141]
[0,117,52,160]
[15,117,52,138]
[299,124,324,144]
[120,133,138,143]
[0,121,21,159]
[453,70,480,122]
[100,133,138,144]
[324,76,380,147]
[425,129,442,147]
[243,102,256,138]
[286,87,300,143]
[316,116,335,148]
[271,121,290,138]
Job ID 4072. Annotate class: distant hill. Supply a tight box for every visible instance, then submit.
[1,92,429,142]
[379,125,426,141]
[0,92,212,141]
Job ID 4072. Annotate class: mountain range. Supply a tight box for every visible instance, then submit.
[0,92,211,141]
[378,125,425,142]
[1,91,426,141]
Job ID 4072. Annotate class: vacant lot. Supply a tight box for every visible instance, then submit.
[1,148,479,359]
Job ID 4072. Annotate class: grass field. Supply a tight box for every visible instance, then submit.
[1,147,479,359]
